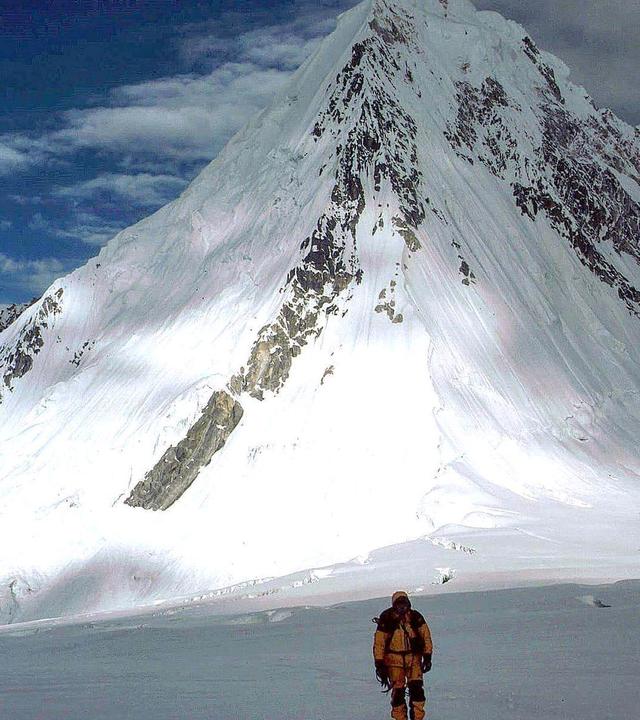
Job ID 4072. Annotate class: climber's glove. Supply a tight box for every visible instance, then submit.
[375,659,390,687]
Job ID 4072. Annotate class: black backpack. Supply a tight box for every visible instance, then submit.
[372,608,426,654]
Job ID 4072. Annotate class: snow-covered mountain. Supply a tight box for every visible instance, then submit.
[0,300,37,335]
[2,0,639,623]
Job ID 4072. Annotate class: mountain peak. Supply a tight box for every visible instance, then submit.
[1,0,639,622]
[370,0,472,18]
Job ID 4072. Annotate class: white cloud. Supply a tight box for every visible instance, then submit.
[28,212,49,231]
[53,211,126,247]
[0,253,66,295]
[8,194,44,205]
[0,142,30,175]
[0,62,298,185]
[0,8,343,182]
[0,135,53,174]
[182,27,321,71]
[47,62,293,163]
[55,172,188,207]
[0,3,353,274]
[177,1,350,66]
[0,254,20,274]
[237,30,320,69]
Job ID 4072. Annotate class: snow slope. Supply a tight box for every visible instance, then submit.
[1,0,639,622]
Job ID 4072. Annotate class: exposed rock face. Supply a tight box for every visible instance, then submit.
[0,289,63,403]
[0,299,38,335]
[393,216,422,252]
[451,238,476,286]
[320,365,335,385]
[0,577,33,625]
[231,0,425,402]
[375,282,404,323]
[444,36,640,316]
[316,2,427,235]
[231,171,364,400]
[521,36,564,103]
[524,105,640,316]
[70,340,96,368]
[445,76,519,179]
[125,391,244,511]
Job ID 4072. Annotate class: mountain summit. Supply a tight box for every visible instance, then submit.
[1,0,639,622]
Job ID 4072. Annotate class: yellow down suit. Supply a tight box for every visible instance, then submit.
[373,593,433,720]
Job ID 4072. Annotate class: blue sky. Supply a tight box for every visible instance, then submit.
[1,0,638,305]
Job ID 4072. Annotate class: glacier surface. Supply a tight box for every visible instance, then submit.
[1,581,638,720]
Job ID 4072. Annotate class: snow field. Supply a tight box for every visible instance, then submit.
[1,580,638,720]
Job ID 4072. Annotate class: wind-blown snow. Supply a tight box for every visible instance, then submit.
[0,0,639,623]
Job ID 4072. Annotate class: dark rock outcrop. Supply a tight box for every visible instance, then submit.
[0,298,38,335]
[445,76,520,178]
[125,391,244,511]
[444,38,640,315]
[232,1,426,400]
[512,105,640,317]
[0,289,63,403]
[375,283,404,323]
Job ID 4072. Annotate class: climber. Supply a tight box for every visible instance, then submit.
[372,591,433,720]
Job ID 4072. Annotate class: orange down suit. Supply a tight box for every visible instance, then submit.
[373,601,433,720]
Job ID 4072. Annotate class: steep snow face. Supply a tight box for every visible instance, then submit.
[1,0,640,622]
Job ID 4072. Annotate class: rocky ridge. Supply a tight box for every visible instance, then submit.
[0,300,38,335]
[0,290,63,404]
